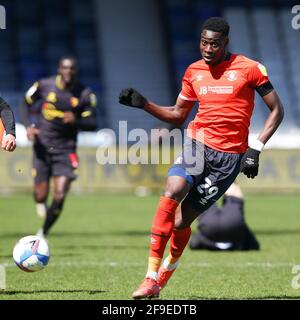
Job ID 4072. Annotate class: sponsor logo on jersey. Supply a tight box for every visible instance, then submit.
[257,63,268,76]
[199,86,234,95]
[150,237,157,245]
[46,92,57,103]
[42,103,64,120]
[174,156,183,164]
[70,97,79,108]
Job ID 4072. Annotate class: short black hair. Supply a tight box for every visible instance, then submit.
[201,17,230,37]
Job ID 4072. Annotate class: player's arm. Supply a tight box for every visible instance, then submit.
[240,81,284,179]
[257,89,284,144]
[119,88,195,126]
[19,81,41,141]
[144,97,195,126]
[75,92,98,131]
[0,97,16,152]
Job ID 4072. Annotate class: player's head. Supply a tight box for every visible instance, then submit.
[200,17,230,65]
[58,56,78,84]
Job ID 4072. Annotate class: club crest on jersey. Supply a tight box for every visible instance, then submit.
[226,70,238,81]
[195,74,203,81]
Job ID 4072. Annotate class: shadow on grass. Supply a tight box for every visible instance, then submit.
[0,233,28,240]
[55,244,146,251]
[53,230,149,237]
[4,229,300,239]
[0,230,149,239]
[0,289,106,295]
[0,254,13,259]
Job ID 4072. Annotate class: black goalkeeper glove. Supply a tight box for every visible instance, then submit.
[119,88,148,109]
[240,147,260,179]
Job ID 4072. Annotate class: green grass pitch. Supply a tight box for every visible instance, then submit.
[0,193,300,300]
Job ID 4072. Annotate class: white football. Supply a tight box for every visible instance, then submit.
[13,235,50,272]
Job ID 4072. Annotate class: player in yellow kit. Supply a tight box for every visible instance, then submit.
[20,56,97,237]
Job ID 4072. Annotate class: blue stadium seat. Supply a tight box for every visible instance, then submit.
[223,7,253,57]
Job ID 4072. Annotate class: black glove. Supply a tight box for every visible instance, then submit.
[240,147,260,179]
[119,88,148,109]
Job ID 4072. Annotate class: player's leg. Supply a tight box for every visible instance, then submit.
[132,137,204,299]
[189,182,244,250]
[32,144,51,219]
[157,197,223,291]
[157,201,197,289]
[42,176,72,236]
[34,181,49,219]
[157,147,243,291]
[41,151,77,236]
[148,176,191,272]
[132,175,191,299]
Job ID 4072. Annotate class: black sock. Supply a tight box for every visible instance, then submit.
[42,200,64,235]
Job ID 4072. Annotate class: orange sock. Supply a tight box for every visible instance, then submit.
[169,227,192,262]
[149,196,179,263]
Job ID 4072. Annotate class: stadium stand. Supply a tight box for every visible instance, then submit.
[0,0,299,136]
[0,0,101,124]
[162,0,300,134]
[94,0,173,138]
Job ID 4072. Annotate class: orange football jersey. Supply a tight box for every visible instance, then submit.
[180,54,269,153]
[0,118,4,143]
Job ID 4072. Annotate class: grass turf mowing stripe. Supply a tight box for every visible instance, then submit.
[2,261,296,268]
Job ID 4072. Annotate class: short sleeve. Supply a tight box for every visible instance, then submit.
[77,89,97,131]
[81,89,97,108]
[179,67,197,101]
[25,81,41,105]
[247,62,269,88]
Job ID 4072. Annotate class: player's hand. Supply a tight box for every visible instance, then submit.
[240,147,260,179]
[2,134,16,152]
[119,88,148,109]
[27,126,40,142]
[63,111,76,124]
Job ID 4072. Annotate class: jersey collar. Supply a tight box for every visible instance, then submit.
[224,52,231,61]
[55,75,77,91]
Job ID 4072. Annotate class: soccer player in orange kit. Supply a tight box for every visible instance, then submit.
[0,98,16,152]
[119,17,284,299]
